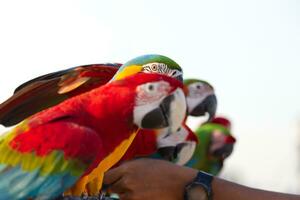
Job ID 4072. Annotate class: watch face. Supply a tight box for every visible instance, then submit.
[186,185,208,200]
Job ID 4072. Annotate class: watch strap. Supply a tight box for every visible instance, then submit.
[184,171,213,200]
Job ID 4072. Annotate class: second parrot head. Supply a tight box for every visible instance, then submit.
[184,79,217,121]
[154,124,198,163]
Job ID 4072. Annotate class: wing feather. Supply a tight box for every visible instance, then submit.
[0,121,103,200]
[0,64,120,127]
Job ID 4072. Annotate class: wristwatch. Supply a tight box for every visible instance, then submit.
[184,171,213,200]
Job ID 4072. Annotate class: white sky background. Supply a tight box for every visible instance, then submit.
[0,0,300,193]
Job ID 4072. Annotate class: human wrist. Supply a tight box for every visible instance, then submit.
[170,166,198,200]
[177,166,199,187]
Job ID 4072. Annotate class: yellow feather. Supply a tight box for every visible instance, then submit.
[88,130,137,181]
[58,77,91,94]
[86,173,103,196]
[113,65,143,80]
[20,153,32,170]
[65,130,138,196]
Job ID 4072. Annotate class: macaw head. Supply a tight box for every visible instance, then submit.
[173,124,198,165]
[195,121,236,162]
[112,54,183,81]
[207,117,235,160]
[154,124,198,163]
[184,79,217,121]
[111,73,186,133]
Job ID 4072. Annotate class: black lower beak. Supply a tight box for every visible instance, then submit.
[190,94,217,121]
[141,94,174,129]
[158,143,190,162]
[175,143,187,155]
[157,146,177,161]
[211,143,234,159]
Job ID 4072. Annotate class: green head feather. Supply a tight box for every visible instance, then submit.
[112,54,183,81]
[186,123,231,175]
[184,79,214,89]
[123,54,181,70]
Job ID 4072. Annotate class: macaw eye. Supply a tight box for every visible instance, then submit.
[193,83,204,90]
[135,81,171,106]
[151,64,158,71]
[148,84,154,91]
[172,71,177,76]
[138,82,166,94]
[144,83,158,94]
[177,127,181,132]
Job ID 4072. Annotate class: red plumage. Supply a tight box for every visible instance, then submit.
[184,124,199,143]
[9,73,183,173]
[118,129,157,162]
[10,121,103,165]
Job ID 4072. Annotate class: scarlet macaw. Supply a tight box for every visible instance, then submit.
[0,54,187,197]
[0,73,186,200]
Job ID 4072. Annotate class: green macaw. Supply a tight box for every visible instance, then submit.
[185,117,236,175]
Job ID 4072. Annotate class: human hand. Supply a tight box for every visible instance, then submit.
[103,158,198,200]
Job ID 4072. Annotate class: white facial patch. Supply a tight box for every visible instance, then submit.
[134,83,186,132]
[133,98,163,128]
[156,126,188,148]
[135,81,170,106]
[167,88,187,133]
[133,81,171,128]
[176,141,196,166]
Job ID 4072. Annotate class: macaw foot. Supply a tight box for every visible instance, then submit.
[86,173,104,196]
[64,176,89,196]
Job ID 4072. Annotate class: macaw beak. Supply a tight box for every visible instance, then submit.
[210,135,236,159]
[157,140,194,162]
[189,94,217,121]
[141,88,186,131]
[211,143,234,159]
[157,146,177,161]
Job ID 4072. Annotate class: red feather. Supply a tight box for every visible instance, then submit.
[10,121,103,164]
[10,73,183,170]
[118,129,157,162]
